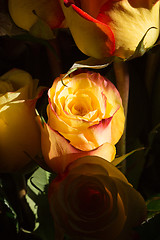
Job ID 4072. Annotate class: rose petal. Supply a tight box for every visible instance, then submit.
[0,100,41,172]
[60,0,115,59]
[68,156,129,184]
[49,168,126,239]
[0,69,41,102]
[89,72,122,116]
[87,72,125,144]
[47,72,125,150]
[48,156,146,240]
[114,179,147,239]
[78,0,108,18]
[97,0,159,58]
[39,119,116,173]
[47,103,91,134]
[0,69,46,172]
[49,73,107,123]
[62,0,159,59]
[8,0,66,30]
[61,117,112,151]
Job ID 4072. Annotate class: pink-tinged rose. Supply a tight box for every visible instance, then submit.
[48,156,146,240]
[59,0,159,59]
[39,71,124,173]
[8,0,66,31]
[0,69,45,172]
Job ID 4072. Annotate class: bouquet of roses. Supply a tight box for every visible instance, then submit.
[0,1,160,239]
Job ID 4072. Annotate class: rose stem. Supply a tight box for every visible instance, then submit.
[113,61,129,174]
[12,173,35,231]
[47,39,63,79]
[145,52,159,98]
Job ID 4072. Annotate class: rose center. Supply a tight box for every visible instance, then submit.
[73,102,88,116]
[77,185,107,214]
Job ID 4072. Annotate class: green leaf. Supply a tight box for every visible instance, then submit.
[0,186,17,221]
[62,57,114,80]
[146,194,160,218]
[61,27,157,80]
[112,147,145,166]
[147,194,160,212]
[61,27,157,83]
[62,27,157,81]
[11,33,58,57]
[126,27,158,61]
[27,167,51,195]
[25,167,55,240]
[147,123,160,154]
[136,213,160,240]
[39,115,46,128]
[29,18,55,40]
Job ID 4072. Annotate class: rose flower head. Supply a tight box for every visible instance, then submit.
[48,155,146,240]
[39,71,125,173]
[59,0,159,59]
[8,0,66,31]
[0,69,44,172]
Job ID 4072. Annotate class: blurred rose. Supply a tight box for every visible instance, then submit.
[8,0,66,31]
[48,155,146,240]
[39,71,124,173]
[59,0,159,59]
[0,69,44,172]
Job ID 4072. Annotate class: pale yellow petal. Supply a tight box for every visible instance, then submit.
[107,1,159,58]
[0,69,39,100]
[8,0,65,30]
[0,101,41,172]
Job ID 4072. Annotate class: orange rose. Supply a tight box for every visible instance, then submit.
[48,156,146,240]
[0,69,44,172]
[39,72,125,173]
[59,0,159,59]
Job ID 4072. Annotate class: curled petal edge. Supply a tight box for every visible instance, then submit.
[38,117,116,173]
[60,0,115,58]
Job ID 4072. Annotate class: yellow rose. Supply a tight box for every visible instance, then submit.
[39,71,124,173]
[8,0,66,31]
[48,156,146,240]
[59,0,159,59]
[0,69,44,172]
